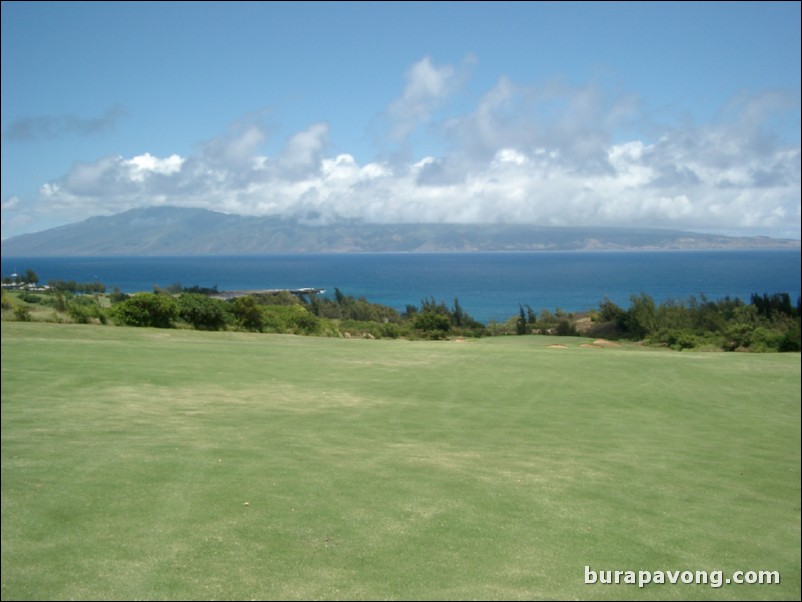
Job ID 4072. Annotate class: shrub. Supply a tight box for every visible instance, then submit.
[177,293,230,330]
[648,328,698,350]
[13,305,32,321]
[339,320,385,339]
[110,293,178,328]
[290,309,321,335]
[18,292,43,304]
[414,312,451,339]
[380,322,402,339]
[555,319,578,337]
[230,296,264,331]
[261,305,321,335]
[67,297,105,324]
[778,328,802,352]
[749,327,785,353]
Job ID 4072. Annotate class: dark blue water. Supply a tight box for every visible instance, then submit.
[2,250,799,323]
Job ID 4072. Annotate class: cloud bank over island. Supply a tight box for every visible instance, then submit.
[5,57,801,240]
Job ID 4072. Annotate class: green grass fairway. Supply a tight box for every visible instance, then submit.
[2,322,800,600]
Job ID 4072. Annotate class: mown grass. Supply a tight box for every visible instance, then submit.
[1,322,799,600]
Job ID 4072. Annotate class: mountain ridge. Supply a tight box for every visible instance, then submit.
[2,206,799,256]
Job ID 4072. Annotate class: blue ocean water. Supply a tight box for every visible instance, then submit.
[2,250,800,324]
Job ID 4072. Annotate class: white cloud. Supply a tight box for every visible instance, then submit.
[199,122,268,171]
[1,195,20,210]
[492,148,528,167]
[124,153,184,181]
[3,59,800,240]
[278,122,328,177]
[387,56,457,141]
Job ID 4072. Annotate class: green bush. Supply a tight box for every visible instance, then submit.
[290,309,321,335]
[262,305,320,335]
[555,319,578,337]
[110,293,178,328]
[778,328,802,352]
[230,296,264,331]
[177,293,231,331]
[750,327,785,353]
[380,322,402,339]
[68,297,105,324]
[17,292,44,304]
[413,312,451,339]
[339,320,385,339]
[13,305,32,321]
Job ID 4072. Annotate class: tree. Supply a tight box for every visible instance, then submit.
[623,293,658,339]
[516,305,528,335]
[526,305,537,324]
[419,296,449,317]
[403,304,418,318]
[452,297,465,327]
[597,298,625,323]
[23,269,39,285]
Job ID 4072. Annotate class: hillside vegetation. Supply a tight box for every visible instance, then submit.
[3,271,800,351]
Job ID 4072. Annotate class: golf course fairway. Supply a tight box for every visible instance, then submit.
[2,322,799,600]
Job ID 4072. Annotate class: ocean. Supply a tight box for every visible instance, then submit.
[2,250,800,324]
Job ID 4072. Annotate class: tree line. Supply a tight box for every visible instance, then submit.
[592,292,801,352]
[101,286,488,339]
[2,273,800,351]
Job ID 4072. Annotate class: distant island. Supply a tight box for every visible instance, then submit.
[2,206,799,256]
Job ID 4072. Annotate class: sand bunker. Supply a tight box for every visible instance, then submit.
[592,339,620,347]
[578,339,622,349]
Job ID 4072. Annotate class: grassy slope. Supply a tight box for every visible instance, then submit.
[1,322,799,600]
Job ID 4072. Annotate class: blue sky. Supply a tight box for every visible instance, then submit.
[2,1,800,240]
